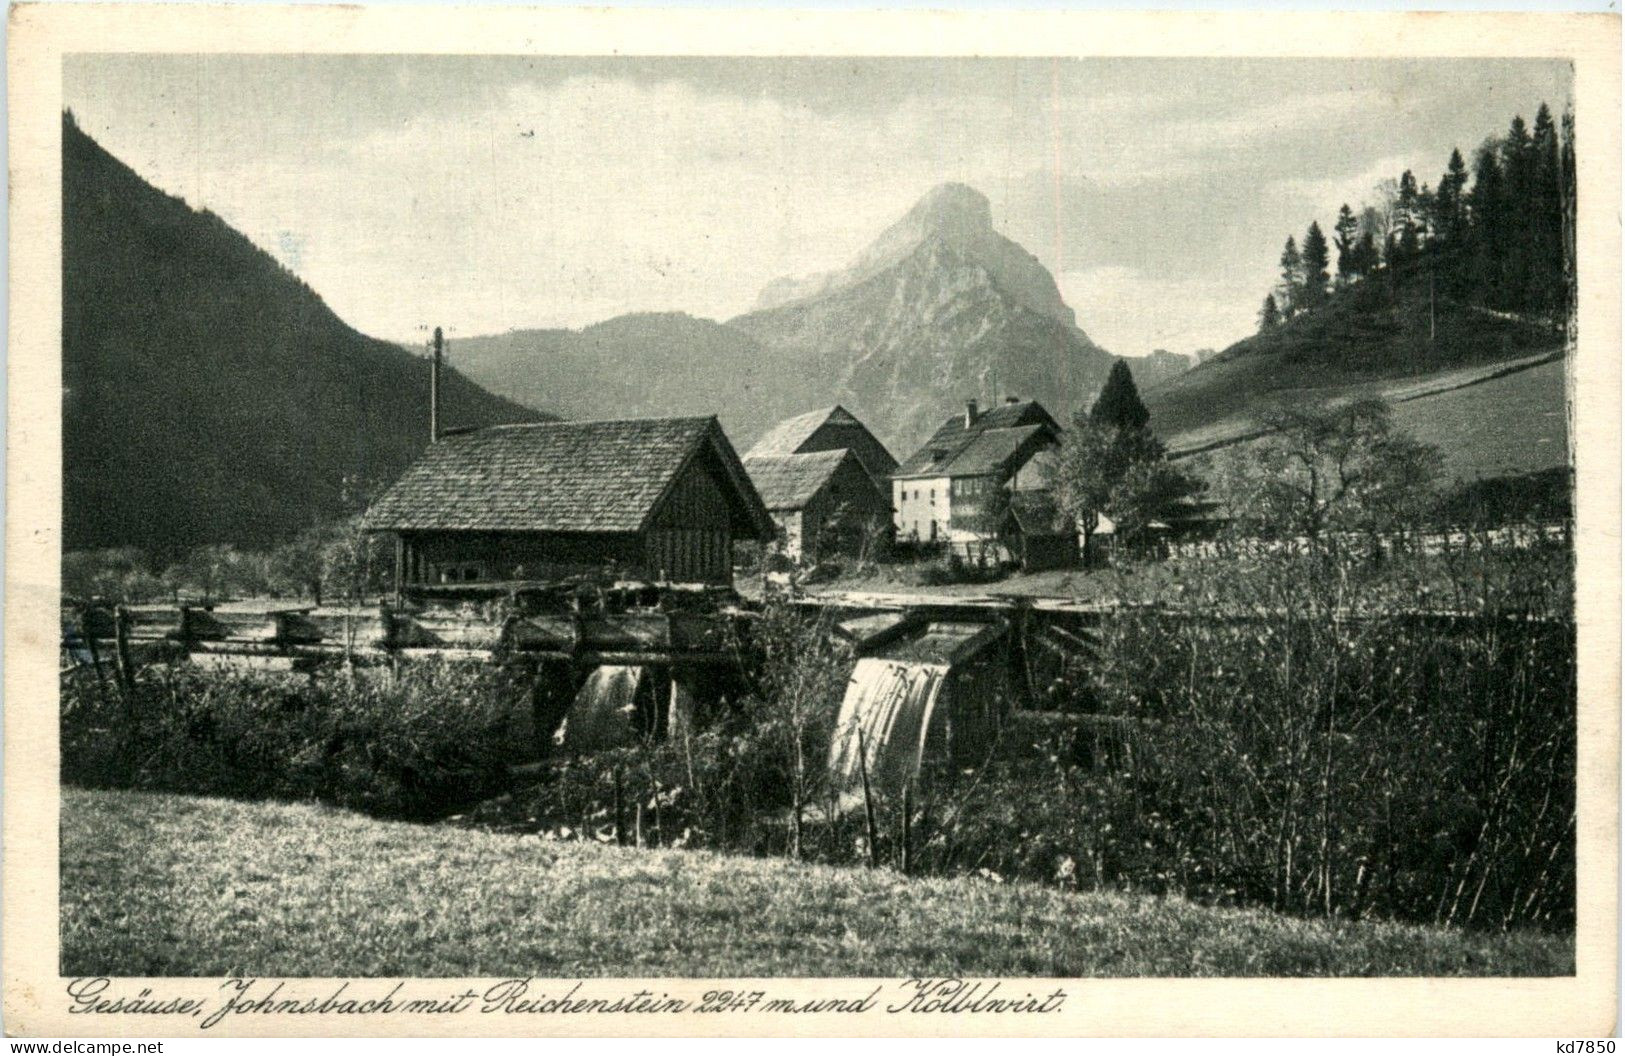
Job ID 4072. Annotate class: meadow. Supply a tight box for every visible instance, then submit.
[61,787,1574,978]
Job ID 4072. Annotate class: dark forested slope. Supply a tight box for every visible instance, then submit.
[63,114,539,553]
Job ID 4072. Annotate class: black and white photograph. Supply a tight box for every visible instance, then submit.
[4,4,1620,1039]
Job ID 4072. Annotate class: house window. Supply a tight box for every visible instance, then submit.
[437,563,483,584]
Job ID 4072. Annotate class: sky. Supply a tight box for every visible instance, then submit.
[65,56,1572,356]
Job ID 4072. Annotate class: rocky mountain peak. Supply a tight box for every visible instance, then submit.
[891,182,993,246]
[750,182,1077,330]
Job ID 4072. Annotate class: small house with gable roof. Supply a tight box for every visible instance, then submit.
[363,416,774,589]
[742,448,891,562]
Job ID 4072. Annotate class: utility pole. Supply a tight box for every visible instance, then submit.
[430,325,443,443]
[1429,267,1436,353]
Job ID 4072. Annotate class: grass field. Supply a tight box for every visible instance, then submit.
[1158,351,1567,478]
[1390,357,1568,481]
[61,788,1573,978]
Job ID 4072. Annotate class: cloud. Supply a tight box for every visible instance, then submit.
[65,56,1571,351]
[1267,153,1432,213]
[1058,266,1265,357]
[116,74,1052,338]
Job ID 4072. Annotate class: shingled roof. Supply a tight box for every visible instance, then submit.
[746,407,853,458]
[895,399,1061,479]
[743,450,852,511]
[363,416,773,536]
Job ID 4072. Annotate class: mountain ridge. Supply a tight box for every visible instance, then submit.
[729,196,1119,455]
[63,114,541,554]
[451,182,1127,458]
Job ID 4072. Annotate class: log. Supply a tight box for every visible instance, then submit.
[578,614,670,650]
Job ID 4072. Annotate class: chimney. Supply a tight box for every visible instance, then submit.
[430,326,443,443]
[964,399,979,429]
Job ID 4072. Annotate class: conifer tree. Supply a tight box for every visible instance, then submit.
[1355,230,1379,277]
[1560,107,1577,317]
[1301,222,1331,309]
[1395,171,1421,261]
[1278,236,1304,317]
[1470,141,1506,305]
[1435,147,1469,245]
[1500,114,1535,305]
[1089,359,1151,433]
[1529,103,1564,311]
[1258,293,1282,333]
[1333,204,1359,286]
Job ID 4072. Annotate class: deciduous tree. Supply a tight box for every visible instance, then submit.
[1211,397,1440,544]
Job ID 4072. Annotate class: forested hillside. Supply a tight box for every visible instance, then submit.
[1147,102,1573,478]
[63,113,539,554]
[1260,103,1573,330]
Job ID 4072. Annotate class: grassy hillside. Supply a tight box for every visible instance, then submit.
[62,788,1572,977]
[1390,356,1568,481]
[63,114,540,554]
[1145,271,1565,470]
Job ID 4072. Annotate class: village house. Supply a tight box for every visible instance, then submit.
[891,398,1062,554]
[363,416,775,590]
[742,448,892,563]
[743,405,898,490]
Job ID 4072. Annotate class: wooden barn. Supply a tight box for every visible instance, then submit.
[1001,491,1079,571]
[742,448,892,563]
[744,405,898,489]
[363,416,775,589]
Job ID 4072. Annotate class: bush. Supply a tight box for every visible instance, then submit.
[63,544,1574,934]
[62,548,165,603]
[62,660,523,819]
[1075,537,1575,930]
[905,553,1006,587]
[464,603,854,860]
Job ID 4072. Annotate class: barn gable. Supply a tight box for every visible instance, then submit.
[746,405,898,485]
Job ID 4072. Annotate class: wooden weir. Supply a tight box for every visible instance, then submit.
[66,581,749,672]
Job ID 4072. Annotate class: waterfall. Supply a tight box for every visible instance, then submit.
[555,665,647,752]
[828,657,951,798]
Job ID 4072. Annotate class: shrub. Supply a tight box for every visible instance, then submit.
[62,659,522,819]
[1078,536,1575,929]
[905,554,1006,587]
[62,548,166,603]
[459,603,855,860]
